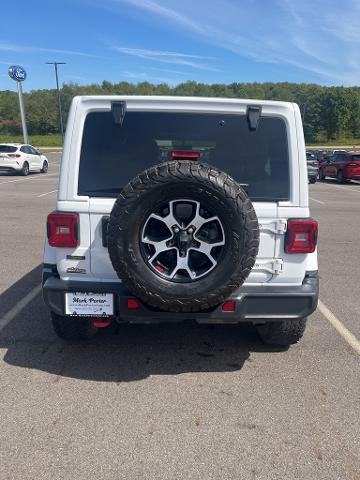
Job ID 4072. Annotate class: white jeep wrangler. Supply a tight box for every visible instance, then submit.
[43,96,318,346]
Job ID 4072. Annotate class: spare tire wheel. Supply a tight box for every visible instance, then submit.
[107,161,259,313]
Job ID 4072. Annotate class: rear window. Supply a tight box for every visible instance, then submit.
[351,155,360,161]
[0,145,18,153]
[78,111,290,201]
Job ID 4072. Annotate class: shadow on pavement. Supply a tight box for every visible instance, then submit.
[318,178,360,186]
[0,265,285,383]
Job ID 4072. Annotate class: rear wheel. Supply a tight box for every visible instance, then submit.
[21,162,29,176]
[318,169,325,181]
[51,312,98,340]
[256,318,307,346]
[40,160,48,173]
[309,177,317,184]
[336,170,344,183]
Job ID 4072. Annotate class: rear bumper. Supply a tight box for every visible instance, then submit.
[0,166,20,173]
[42,265,319,324]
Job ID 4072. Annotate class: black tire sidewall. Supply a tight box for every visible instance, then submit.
[22,162,29,176]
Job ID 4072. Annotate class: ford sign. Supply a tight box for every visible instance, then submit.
[8,65,27,82]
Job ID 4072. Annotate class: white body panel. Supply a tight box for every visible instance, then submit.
[48,96,315,286]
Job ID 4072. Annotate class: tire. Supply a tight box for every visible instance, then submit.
[51,312,98,340]
[40,160,48,173]
[336,170,344,183]
[256,318,307,346]
[309,177,317,184]
[21,162,29,176]
[318,169,325,181]
[108,160,259,313]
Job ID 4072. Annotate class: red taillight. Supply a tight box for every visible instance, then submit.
[171,150,200,160]
[127,298,140,310]
[93,319,112,328]
[285,219,318,254]
[47,213,79,248]
[8,153,21,158]
[222,300,236,312]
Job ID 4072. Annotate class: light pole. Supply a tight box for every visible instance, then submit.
[46,61,66,141]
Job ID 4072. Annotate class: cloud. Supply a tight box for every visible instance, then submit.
[110,0,205,33]
[0,42,101,59]
[115,0,360,85]
[113,46,217,70]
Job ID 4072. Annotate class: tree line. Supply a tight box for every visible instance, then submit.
[0,81,359,143]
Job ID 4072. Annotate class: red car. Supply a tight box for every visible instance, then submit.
[318,151,360,183]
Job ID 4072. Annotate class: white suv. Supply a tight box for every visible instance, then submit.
[42,96,318,346]
[0,143,49,175]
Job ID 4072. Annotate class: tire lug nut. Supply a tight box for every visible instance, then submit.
[173,226,180,233]
[187,227,194,234]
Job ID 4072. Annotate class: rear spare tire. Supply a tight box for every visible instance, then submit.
[108,161,259,313]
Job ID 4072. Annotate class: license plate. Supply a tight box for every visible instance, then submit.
[65,292,114,316]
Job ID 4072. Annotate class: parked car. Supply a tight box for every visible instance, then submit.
[0,143,49,176]
[311,150,330,162]
[318,151,360,183]
[43,96,318,347]
[306,152,319,184]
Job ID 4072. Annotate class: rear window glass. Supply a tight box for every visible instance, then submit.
[0,145,17,153]
[78,111,290,201]
[351,155,360,161]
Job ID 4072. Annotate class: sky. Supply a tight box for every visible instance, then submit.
[0,0,359,91]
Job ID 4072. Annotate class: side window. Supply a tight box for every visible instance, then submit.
[20,146,28,153]
[28,146,37,155]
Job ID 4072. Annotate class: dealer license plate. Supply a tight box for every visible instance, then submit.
[65,292,114,316]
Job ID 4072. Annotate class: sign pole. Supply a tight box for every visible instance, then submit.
[17,81,29,144]
[8,65,28,144]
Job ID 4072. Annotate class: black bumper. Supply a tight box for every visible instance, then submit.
[0,167,17,173]
[42,265,319,324]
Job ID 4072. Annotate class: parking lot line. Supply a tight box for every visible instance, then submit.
[0,173,58,186]
[318,299,360,355]
[0,284,41,332]
[324,183,360,193]
[37,189,58,198]
[309,197,325,205]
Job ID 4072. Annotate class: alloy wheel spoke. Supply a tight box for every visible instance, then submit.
[194,238,225,265]
[169,252,196,280]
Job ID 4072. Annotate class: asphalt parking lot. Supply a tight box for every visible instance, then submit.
[0,153,359,480]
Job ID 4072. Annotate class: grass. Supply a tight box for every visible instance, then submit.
[0,134,62,147]
[308,138,360,147]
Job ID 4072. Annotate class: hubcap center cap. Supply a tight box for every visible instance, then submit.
[169,227,195,256]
